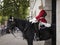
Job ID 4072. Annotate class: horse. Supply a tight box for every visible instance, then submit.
[6,18,55,45]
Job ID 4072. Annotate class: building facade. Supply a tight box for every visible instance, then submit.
[57,0,60,45]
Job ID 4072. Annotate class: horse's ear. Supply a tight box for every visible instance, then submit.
[12,17,14,21]
[9,16,14,22]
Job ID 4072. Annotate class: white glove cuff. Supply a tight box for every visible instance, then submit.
[32,18,36,21]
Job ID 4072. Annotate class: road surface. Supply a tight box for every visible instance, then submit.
[0,31,51,45]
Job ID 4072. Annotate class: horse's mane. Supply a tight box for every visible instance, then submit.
[14,18,29,24]
[14,18,32,32]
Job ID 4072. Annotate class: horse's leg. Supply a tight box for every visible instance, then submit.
[27,39,33,45]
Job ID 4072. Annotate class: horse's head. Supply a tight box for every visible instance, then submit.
[6,17,16,33]
[7,17,29,32]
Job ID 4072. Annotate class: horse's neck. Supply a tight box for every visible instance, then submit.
[15,19,25,32]
[15,19,32,32]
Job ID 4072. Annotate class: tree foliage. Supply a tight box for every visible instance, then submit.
[3,0,29,19]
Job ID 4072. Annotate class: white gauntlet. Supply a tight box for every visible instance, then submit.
[29,18,38,23]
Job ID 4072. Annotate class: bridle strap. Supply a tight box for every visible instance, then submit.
[23,24,29,32]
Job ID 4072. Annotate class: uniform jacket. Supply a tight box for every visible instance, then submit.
[35,10,47,23]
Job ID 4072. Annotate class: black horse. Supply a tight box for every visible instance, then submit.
[6,18,55,45]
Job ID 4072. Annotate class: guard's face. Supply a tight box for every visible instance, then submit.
[39,6,43,9]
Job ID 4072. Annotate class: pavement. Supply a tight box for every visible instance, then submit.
[0,31,52,45]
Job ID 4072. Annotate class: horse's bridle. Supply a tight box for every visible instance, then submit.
[7,21,29,39]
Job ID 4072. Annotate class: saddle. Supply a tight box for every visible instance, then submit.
[34,23,51,41]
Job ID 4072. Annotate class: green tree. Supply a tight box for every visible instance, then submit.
[3,0,29,19]
[0,2,3,16]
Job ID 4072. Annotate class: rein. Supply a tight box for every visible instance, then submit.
[7,23,29,39]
